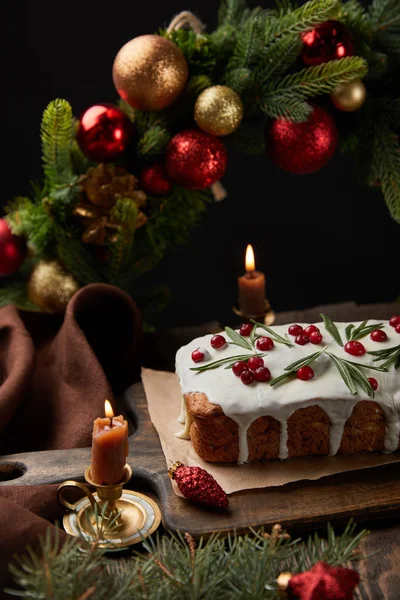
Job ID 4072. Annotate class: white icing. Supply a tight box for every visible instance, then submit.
[177,396,186,424]
[175,320,400,462]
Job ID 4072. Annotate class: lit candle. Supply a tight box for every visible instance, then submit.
[90,400,129,485]
[238,244,266,317]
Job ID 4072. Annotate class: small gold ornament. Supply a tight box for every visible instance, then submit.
[75,164,147,245]
[27,260,80,313]
[112,35,189,111]
[276,572,293,596]
[330,78,367,112]
[194,85,244,136]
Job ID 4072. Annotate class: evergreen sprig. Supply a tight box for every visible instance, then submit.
[6,522,368,599]
[41,99,75,189]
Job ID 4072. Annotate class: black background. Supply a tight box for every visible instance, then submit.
[3,0,399,327]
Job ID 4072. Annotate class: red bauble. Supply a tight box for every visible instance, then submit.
[166,129,228,190]
[297,366,315,381]
[288,561,360,600]
[139,163,172,196]
[210,334,226,349]
[344,340,366,356]
[267,104,338,174]
[0,219,26,276]
[169,461,229,509]
[301,21,354,66]
[76,103,133,162]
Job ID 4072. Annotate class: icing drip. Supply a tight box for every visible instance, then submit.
[176,320,400,462]
[175,400,192,440]
[177,396,186,424]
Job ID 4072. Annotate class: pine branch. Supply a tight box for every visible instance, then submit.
[264,0,341,44]
[55,227,103,285]
[371,122,400,223]
[7,523,368,599]
[104,198,139,285]
[227,12,265,71]
[340,0,374,42]
[159,29,216,75]
[136,126,171,160]
[218,0,248,27]
[261,56,368,115]
[6,197,56,256]
[41,99,74,188]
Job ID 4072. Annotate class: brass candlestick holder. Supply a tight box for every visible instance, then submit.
[57,464,161,550]
[233,299,276,326]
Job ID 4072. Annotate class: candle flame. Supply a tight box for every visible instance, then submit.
[104,400,114,418]
[245,244,255,272]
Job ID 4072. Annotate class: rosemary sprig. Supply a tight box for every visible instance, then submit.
[325,352,380,398]
[225,326,253,350]
[190,353,266,372]
[348,320,384,341]
[345,324,354,342]
[320,313,343,346]
[269,348,326,387]
[368,344,400,370]
[250,320,294,347]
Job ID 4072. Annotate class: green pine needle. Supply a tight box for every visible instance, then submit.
[41,99,74,188]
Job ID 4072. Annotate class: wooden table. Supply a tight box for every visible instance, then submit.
[141,300,400,599]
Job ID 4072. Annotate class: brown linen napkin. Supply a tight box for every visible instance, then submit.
[0,283,141,597]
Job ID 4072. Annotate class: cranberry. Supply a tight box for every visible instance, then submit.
[256,336,274,351]
[211,334,226,349]
[304,325,319,337]
[295,334,310,346]
[232,361,247,376]
[240,323,253,336]
[368,377,378,391]
[247,356,264,371]
[370,329,388,342]
[310,331,323,344]
[192,348,208,363]
[254,366,271,382]
[240,370,254,385]
[289,324,303,336]
[396,324,400,334]
[297,366,314,381]
[344,340,366,356]
[389,316,400,328]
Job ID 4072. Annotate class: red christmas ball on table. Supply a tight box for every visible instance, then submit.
[139,164,172,196]
[166,129,228,190]
[267,104,338,174]
[76,103,133,162]
[169,461,229,509]
[0,219,26,276]
[301,21,354,66]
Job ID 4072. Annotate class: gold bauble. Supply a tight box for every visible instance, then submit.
[194,85,244,136]
[112,35,189,111]
[276,572,293,596]
[330,78,367,112]
[27,260,80,313]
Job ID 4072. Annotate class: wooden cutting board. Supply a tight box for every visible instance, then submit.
[1,381,400,536]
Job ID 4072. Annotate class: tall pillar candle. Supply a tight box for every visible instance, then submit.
[91,400,128,485]
[238,244,266,316]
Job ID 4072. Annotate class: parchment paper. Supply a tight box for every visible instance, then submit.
[141,367,400,495]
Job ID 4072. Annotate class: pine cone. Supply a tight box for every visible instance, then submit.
[82,163,147,210]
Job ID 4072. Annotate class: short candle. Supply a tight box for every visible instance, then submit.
[238,244,266,317]
[90,400,128,485]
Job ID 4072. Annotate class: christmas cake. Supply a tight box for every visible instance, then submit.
[175,316,400,463]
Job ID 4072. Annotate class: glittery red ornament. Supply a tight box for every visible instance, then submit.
[169,461,229,509]
[288,561,360,600]
[301,21,354,66]
[76,103,133,163]
[166,129,228,190]
[267,104,338,174]
[139,163,172,196]
[0,219,26,276]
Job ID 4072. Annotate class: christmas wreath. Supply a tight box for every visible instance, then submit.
[1,0,399,316]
